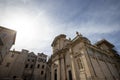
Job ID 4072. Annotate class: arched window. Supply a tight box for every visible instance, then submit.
[54,69,57,80]
[68,70,72,80]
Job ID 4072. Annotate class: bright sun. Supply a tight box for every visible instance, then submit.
[4,12,38,40]
[1,11,53,51]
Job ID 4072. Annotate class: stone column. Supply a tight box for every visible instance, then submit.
[70,48,77,80]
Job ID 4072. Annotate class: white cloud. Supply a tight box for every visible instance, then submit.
[0,4,55,55]
[0,0,120,55]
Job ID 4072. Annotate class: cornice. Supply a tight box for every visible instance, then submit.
[85,43,116,57]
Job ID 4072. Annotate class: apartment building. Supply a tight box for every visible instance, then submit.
[0,49,47,80]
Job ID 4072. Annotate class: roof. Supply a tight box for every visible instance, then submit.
[10,50,21,54]
[95,39,114,48]
[38,53,47,57]
[0,26,16,32]
[0,26,16,45]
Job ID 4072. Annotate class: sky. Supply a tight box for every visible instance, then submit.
[0,0,120,56]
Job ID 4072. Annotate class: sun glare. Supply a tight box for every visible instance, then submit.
[5,13,37,40]
[1,11,53,51]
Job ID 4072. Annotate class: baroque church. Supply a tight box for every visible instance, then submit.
[48,32,120,80]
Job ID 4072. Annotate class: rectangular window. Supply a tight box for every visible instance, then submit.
[42,65,44,69]
[41,71,44,75]
[28,59,30,61]
[30,64,33,68]
[77,58,83,70]
[37,64,40,68]
[25,64,28,68]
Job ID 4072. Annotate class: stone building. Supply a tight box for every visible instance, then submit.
[0,26,120,80]
[0,26,16,64]
[0,49,47,80]
[23,51,37,80]
[33,53,47,80]
[0,49,28,80]
[49,33,120,80]
[23,52,47,80]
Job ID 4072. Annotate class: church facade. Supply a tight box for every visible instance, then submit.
[49,33,120,80]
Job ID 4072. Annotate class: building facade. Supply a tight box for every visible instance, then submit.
[49,33,120,80]
[33,53,47,80]
[0,26,120,80]
[0,26,16,64]
[0,49,47,80]
[0,49,28,80]
[23,51,37,80]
